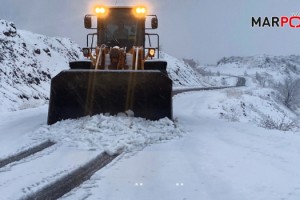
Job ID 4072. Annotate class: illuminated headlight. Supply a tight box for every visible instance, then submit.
[94,6,108,17]
[136,7,146,14]
[149,48,155,57]
[134,6,147,17]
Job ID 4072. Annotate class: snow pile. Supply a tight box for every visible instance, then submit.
[0,19,82,111]
[31,114,184,155]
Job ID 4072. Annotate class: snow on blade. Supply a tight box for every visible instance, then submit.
[31,114,184,155]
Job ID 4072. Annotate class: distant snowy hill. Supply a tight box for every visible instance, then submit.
[203,55,300,131]
[216,55,300,86]
[0,19,81,111]
[0,19,204,112]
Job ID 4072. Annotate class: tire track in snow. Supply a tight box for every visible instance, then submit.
[22,151,121,200]
[0,140,55,168]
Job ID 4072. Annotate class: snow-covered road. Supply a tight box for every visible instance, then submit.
[1,89,300,200]
[62,90,300,200]
[0,106,47,158]
[0,96,182,199]
[0,107,103,200]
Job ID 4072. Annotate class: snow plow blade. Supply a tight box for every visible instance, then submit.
[47,70,172,125]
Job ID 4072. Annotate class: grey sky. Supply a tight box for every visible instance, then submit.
[1,0,300,64]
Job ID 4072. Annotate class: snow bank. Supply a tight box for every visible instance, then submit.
[161,52,206,87]
[31,114,184,155]
[0,19,82,112]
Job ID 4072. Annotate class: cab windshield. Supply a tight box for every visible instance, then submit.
[103,9,142,50]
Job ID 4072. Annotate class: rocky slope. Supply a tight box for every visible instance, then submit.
[0,19,82,111]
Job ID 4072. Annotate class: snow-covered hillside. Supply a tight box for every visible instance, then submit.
[216,55,300,86]
[161,52,205,87]
[201,55,300,131]
[0,19,82,112]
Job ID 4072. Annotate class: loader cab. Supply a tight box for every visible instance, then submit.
[96,7,145,50]
[84,6,160,62]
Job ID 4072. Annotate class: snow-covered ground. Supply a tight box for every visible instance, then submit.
[0,105,183,199]
[60,89,300,200]
[1,89,300,200]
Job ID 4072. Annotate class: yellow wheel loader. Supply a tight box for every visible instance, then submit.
[47,6,173,125]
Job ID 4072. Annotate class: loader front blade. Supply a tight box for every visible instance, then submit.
[47,70,172,125]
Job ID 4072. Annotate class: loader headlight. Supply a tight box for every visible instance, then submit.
[136,7,146,14]
[134,6,147,17]
[149,48,155,58]
[94,6,108,17]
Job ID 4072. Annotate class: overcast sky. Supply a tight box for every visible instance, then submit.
[1,0,300,64]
